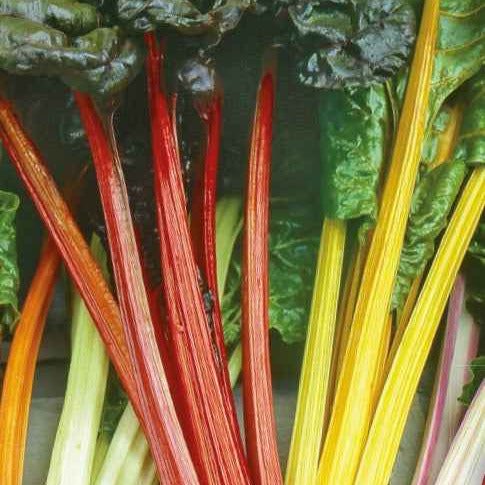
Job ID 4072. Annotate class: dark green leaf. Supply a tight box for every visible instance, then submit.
[290,0,416,89]
[61,27,145,97]
[453,70,485,167]
[459,355,485,406]
[0,190,20,332]
[420,104,455,167]
[222,201,320,345]
[0,9,145,97]
[427,0,485,125]
[0,0,98,35]
[462,220,484,327]
[318,83,390,221]
[114,0,253,36]
[392,160,467,309]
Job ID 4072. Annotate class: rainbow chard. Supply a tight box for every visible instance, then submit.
[189,88,243,441]
[144,32,251,484]
[74,92,198,485]
[411,275,480,485]
[242,61,283,485]
[0,238,60,485]
[434,381,485,485]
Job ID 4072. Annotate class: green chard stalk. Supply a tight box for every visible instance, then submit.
[46,235,110,485]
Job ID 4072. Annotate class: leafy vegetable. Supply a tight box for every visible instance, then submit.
[289,0,416,89]
[452,69,485,168]
[222,201,320,345]
[319,0,440,481]
[459,356,485,406]
[356,167,485,485]
[427,0,485,125]
[0,2,144,97]
[392,160,467,309]
[420,104,460,169]
[462,221,484,327]
[115,0,254,37]
[0,0,98,34]
[0,189,19,331]
[318,84,390,221]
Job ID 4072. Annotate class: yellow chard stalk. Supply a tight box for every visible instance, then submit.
[356,167,485,485]
[317,0,440,483]
[285,218,346,485]
[334,242,368,382]
[390,103,462,361]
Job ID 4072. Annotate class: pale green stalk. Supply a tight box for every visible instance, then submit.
[228,343,243,387]
[93,404,140,485]
[46,235,110,485]
[215,196,243,296]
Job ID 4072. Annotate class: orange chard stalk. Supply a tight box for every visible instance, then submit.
[242,64,283,485]
[144,32,251,484]
[0,239,60,485]
[74,92,199,485]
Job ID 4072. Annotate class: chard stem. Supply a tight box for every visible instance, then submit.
[190,95,244,451]
[285,218,346,485]
[411,275,480,485]
[318,1,440,482]
[356,167,485,485]
[242,65,283,485]
[0,239,60,485]
[0,92,137,413]
[144,32,251,484]
[434,381,485,485]
[75,92,197,485]
[46,236,110,485]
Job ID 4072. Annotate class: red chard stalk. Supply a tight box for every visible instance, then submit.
[74,92,199,485]
[242,62,283,485]
[0,92,136,407]
[144,32,251,485]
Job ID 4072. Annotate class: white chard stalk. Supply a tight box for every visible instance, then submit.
[435,382,485,485]
[412,275,480,485]
[46,236,110,485]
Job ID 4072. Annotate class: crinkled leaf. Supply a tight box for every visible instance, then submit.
[114,0,253,36]
[459,356,485,406]
[0,190,20,332]
[318,83,390,220]
[0,0,98,35]
[420,104,455,167]
[222,201,320,345]
[392,160,467,309]
[0,4,144,97]
[452,70,485,167]
[427,0,485,125]
[290,0,416,89]
[462,220,484,327]
[61,27,145,97]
